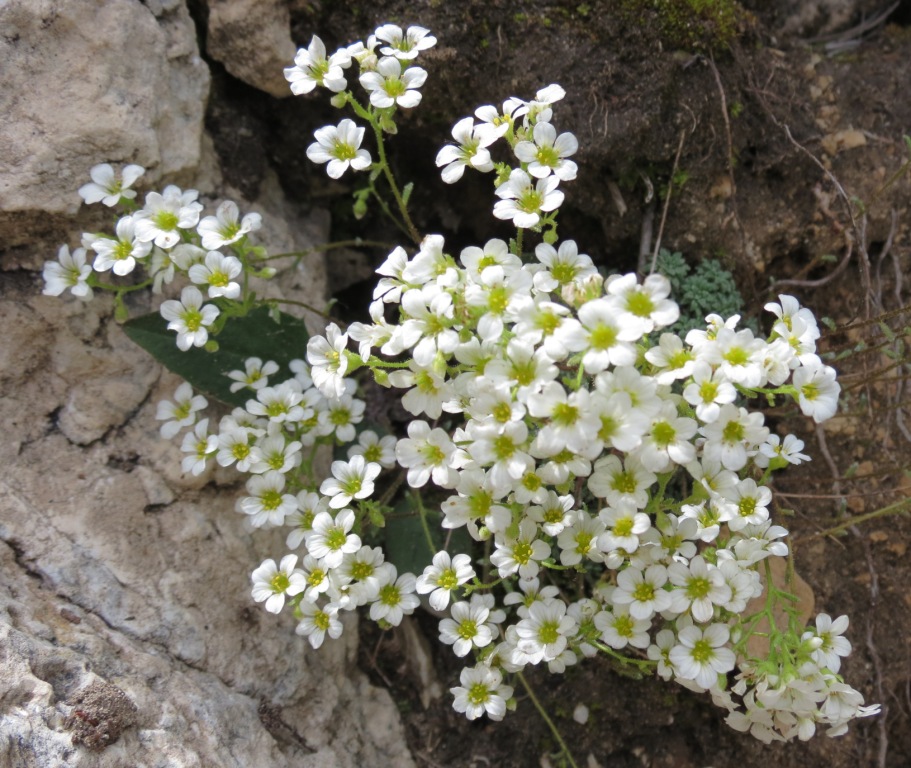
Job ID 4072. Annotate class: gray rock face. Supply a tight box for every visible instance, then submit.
[206,0,298,98]
[0,1,415,766]
[0,0,210,243]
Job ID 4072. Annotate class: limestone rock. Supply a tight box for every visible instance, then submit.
[0,0,210,243]
[206,0,298,98]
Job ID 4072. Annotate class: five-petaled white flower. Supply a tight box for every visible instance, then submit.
[493,168,563,229]
[375,24,437,60]
[251,554,307,614]
[78,162,145,206]
[284,34,351,95]
[188,250,243,299]
[159,285,220,351]
[134,185,204,249]
[436,117,497,183]
[91,215,152,276]
[359,56,427,109]
[42,245,93,301]
[197,200,262,250]
[307,119,373,179]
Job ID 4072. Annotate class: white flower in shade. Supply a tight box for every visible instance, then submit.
[416,551,476,612]
[78,163,145,206]
[188,250,243,299]
[598,499,651,554]
[347,429,397,469]
[227,357,279,393]
[307,119,372,179]
[667,555,731,622]
[284,35,351,95]
[803,614,852,673]
[246,380,306,424]
[316,394,365,443]
[493,168,563,229]
[513,121,578,180]
[369,566,420,626]
[669,623,736,689]
[588,454,656,509]
[474,104,511,140]
[647,628,678,680]
[436,117,497,183]
[754,433,810,468]
[295,600,343,648]
[637,400,698,473]
[247,433,302,475]
[459,237,521,282]
[180,417,217,476]
[375,24,437,60]
[700,403,769,471]
[359,56,427,109]
[215,425,254,471]
[336,545,388,607]
[91,215,152,276]
[251,554,306,614]
[286,492,330,550]
[134,185,203,249]
[197,200,262,250]
[612,564,672,620]
[594,605,651,649]
[560,297,639,374]
[721,478,772,532]
[515,599,578,663]
[504,83,566,126]
[792,361,840,423]
[556,511,605,567]
[319,455,382,509]
[527,491,575,537]
[439,596,498,657]
[156,381,207,439]
[490,518,551,580]
[307,323,350,398]
[305,508,362,569]
[451,664,513,721]
[239,470,298,528]
[42,245,93,301]
[159,286,220,351]
[645,333,697,385]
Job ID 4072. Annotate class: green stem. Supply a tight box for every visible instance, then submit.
[262,239,397,263]
[814,495,911,537]
[369,121,421,245]
[267,297,333,320]
[411,491,436,558]
[516,672,580,768]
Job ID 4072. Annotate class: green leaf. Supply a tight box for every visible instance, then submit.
[384,497,472,577]
[402,181,414,206]
[122,305,310,407]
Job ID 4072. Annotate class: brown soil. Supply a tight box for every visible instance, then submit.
[200,2,911,766]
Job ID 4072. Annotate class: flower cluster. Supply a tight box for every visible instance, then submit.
[44,23,879,747]
[43,164,267,351]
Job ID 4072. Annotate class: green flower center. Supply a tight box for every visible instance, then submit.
[552,402,579,426]
[613,470,637,495]
[437,568,458,591]
[154,210,179,231]
[590,323,617,350]
[183,308,202,332]
[270,572,291,593]
[512,541,533,564]
[493,435,517,460]
[626,291,655,318]
[652,421,676,447]
[691,638,713,664]
[467,682,491,706]
[517,189,543,214]
[686,576,711,599]
[351,561,374,580]
[260,489,283,511]
[458,620,478,640]
[632,582,655,602]
[314,610,331,632]
[326,527,347,551]
[538,620,559,645]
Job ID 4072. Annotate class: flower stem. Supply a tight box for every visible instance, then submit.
[516,671,580,768]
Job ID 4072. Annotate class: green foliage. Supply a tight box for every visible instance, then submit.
[655,248,745,334]
[618,0,752,52]
[123,306,309,407]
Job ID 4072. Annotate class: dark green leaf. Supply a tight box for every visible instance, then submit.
[122,305,309,407]
[384,497,472,577]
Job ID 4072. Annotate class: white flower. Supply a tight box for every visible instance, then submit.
[439,596,498,657]
[436,117,497,183]
[375,24,437,60]
[197,200,262,250]
[490,519,551,580]
[369,566,419,626]
[700,404,769,471]
[188,250,243,299]
[594,605,651,649]
[246,380,307,424]
[247,433,302,475]
[227,357,279,393]
[560,297,639,374]
[91,215,152,276]
[450,664,513,721]
[305,508,362,569]
[316,394,365,443]
[134,185,203,249]
[395,420,464,489]
[493,168,563,229]
[307,323,350,398]
[347,429,397,469]
[156,381,207,439]
[532,239,596,293]
[416,551,476,611]
[215,425,254,470]
[307,119,372,179]
[319,455,382,509]
[803,614,852,673]
[556,511,605,567]
[515,599,578,663]
[239,470,298,528]
[612,564,671,620]
[667,555,731,622]
[792,361,840,423]
[754,433,810,468]
[359,56,427,109]
[513,121,578,180]
[682,361,737,423]
[251,554,306,614]
[180,417,217,476]
[604,272,679,335]
[669,623,736,689]
[78,163,145,206]
[295,600,343,648]
[42,245,93,301]
[159,286,220,351]
[284,35,351,94]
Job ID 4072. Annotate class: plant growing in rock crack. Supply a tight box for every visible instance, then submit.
[42,22,880,760]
